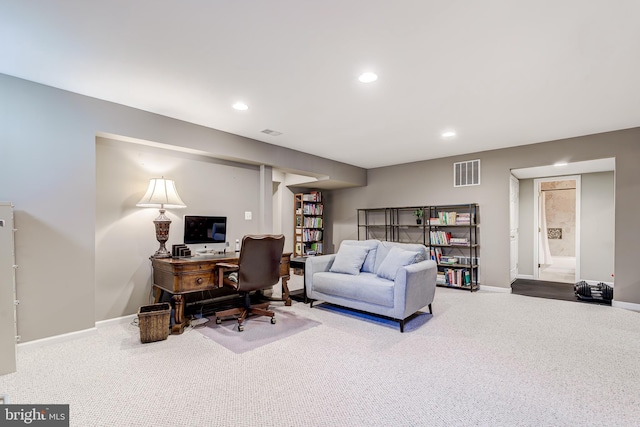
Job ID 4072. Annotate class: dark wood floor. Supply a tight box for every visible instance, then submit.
[511,278,611,306]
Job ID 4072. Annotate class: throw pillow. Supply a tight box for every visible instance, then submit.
[329,245,370,275]
[362,247,377,273]
[376,247,419,281]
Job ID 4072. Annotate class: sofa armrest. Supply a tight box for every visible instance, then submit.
[393,259,437,318]
[305,254,336,298]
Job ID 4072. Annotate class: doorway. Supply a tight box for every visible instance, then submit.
[534,176,580,284]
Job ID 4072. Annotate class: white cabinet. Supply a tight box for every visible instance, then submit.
[0,202,17,375]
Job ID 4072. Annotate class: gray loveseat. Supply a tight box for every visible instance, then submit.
[305,239,437,332]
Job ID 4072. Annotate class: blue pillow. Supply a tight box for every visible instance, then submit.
[329,245,370,275]
[376,247,419,281]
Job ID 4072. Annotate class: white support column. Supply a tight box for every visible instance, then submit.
[259,165,273,233]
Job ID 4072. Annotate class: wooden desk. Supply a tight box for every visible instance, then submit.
[151,252,292,334]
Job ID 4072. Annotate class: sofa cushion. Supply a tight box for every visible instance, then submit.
[329,244,370,275]
[342,239,379,273]
[374,241,427,273]
[376,247,420,281]
[313,272,394,307]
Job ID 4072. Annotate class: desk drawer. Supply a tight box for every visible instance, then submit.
[180,271,215,292]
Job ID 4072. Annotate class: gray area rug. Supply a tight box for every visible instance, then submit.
[195,307,321,353]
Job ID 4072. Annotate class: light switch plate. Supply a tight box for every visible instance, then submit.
[244,211,252,220]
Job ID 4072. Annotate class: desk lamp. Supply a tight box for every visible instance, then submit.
[136,177,186,258]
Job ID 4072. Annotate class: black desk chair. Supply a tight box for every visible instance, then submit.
[214,234,285,332]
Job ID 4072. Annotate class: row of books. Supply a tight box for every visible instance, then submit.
[301,217,323,228]
[301,203,323,215]
[295,241,324,255]
[429,212,475,225]
[301,229,322,242]
[302,191,322,202]
[455,212,474,224]
[449,237,469,245]
[309,242,323,254]
[429,231,472,246]
[430,230,452,245]
[436,268,472,287]
[431,248,479,266]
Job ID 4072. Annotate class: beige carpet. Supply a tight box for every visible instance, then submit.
[2,288,640,426]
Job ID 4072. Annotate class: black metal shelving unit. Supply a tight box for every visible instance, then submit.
[429,204,479,292]
[357,203,479,292]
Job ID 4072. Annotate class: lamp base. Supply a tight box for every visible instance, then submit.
[152,209,172,259]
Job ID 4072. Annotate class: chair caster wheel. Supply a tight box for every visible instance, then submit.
[271,317,276,324]
[238,325,244,332]
[215,318,221,324]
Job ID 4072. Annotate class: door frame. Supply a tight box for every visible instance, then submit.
[509,174,519,283]
[533,175,581,281]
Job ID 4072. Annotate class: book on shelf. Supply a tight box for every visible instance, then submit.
[438,211,457,225]
[303,217,323,228]
[430,230,452,245]
[455,212,475,225]
[302,203,323,215]
[310,242,323,254]
[437,211,477,225]
[442,268,470,286]
[302,191,322,202]
[429,247,443,264]
[450,237,469,245]
[440,256,458,265]
[302,229,323,242]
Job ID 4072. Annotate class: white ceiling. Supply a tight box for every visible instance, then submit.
[2,1,639,169]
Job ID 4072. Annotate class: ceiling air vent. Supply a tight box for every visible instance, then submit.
[261,129,282,136]
[453,159,480,187]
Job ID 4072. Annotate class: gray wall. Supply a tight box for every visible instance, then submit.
[1,71,639,343]
[580,172,615,282]
[96,138,263,321]
[328,131,640,305]
[0,73,365,342]
[517,172,614,281]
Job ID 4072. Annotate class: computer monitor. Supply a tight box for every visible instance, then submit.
[183,215,227,244]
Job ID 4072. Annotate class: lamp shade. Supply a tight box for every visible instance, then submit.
[136,178,186,209]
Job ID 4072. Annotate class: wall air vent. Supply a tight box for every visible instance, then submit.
[261,129,283,136]
[453,159,481,187]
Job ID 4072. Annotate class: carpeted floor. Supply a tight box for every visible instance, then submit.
[2,287,639,426]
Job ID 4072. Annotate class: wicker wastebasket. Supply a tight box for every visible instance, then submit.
[137,303,171,343]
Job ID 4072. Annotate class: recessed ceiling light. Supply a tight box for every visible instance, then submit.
[442,131,457,139]
[358,72,378,83]
[232,102,248,111]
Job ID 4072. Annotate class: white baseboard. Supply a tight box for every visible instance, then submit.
[96,313,137,329]
[480,285,511,293]
[516,274,534,280]
[612,300,640,312]
[17,327,97,351]
[17,314,138,351]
